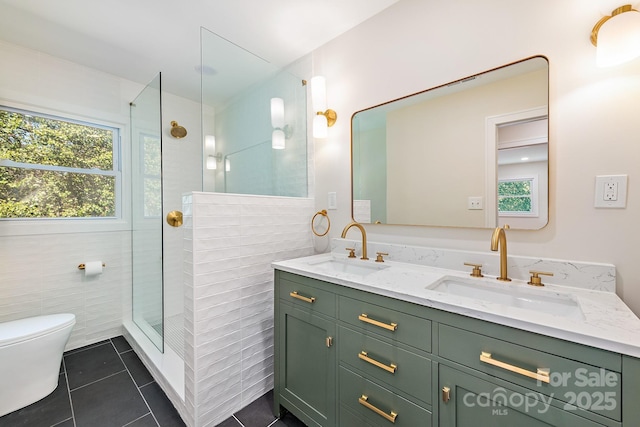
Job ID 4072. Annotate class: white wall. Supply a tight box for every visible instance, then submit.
[0,40,202,350]
[310,0,640,315]
[0,40,138,349]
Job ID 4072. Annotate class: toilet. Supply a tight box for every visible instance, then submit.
[0,313,75,417]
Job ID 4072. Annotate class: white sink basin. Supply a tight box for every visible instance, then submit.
[427,277,584,320]
[308,258,389,276]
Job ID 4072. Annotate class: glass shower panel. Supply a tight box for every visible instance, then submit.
[201,27,307,196]
[130,73,163,352]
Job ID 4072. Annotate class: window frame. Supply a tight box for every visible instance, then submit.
[0,102,128,236]
[497,175,539,218]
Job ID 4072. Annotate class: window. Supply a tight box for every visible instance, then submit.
[140,133,161,218]
[498,176,538,217]
[0,106,121,219]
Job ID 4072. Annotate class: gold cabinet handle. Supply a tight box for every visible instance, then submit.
[358,314,397,331]
[359,395,397,424]
[442,386,451,403]
[289,291,316,304]
[480,352,550,383]
[358,351,397,374]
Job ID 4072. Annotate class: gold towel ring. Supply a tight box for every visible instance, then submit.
[311,210,330,237]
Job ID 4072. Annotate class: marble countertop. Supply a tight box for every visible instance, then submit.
[273,253,640,358]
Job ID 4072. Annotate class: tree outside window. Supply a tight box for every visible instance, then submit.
[498,177,537,216]
[0,107,120,219]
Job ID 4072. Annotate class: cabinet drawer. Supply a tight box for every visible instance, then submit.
[439,324,621,421]
[339,366,432,427]
[440,364,609,427]
[340,404,376,427]
[279,276,336,317]
[339,296,431,352]
[339,326,432,405]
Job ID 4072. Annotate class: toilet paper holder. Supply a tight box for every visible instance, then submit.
[78,263,106,270]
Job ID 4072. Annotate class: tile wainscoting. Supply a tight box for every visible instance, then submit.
[182,192,315,426]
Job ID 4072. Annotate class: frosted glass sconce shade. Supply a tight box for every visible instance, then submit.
[591,5,640,67]
[271,98,285,128]
[311,76,327,112]
[272,129,285,149]
[310,75,336,138]
[206,155,217,170]
[225,158,231,172]
[313,114,328,138]
[205,134,216,152]
[270,97,289,149]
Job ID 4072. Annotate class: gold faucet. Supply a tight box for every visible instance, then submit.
[340,221,369,260]
[490,225,511,282]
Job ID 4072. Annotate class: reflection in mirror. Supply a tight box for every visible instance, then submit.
[351,56,548,230]
[201,28,307,196]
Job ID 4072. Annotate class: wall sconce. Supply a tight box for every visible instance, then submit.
[204,134,222,170]
[225,158,231,172]
[270,97,287,150]
[311,76,337,138]
[206,153,222,170]
[591,5,640,67]
[205,134,216,152]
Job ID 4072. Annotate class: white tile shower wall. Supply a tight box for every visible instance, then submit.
[183,192,314,427]
[0,231,130,350]
[332,238,616,292]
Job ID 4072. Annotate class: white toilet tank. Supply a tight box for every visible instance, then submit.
[0,313,75,417]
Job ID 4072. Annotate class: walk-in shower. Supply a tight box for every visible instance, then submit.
[124,28,309,425]
[126,72,194,399]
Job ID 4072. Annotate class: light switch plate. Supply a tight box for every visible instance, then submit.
[594,175,627,208]
[328,192,337,210]
[468,196,483,210]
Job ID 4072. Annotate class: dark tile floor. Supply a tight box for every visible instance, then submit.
[215,391,306,427]
[0,336,184,427]
[0,335,305,427]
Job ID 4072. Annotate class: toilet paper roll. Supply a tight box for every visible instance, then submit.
[84,261,103,277]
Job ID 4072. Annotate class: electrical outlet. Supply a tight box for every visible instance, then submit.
[468,196,483,210]
[604,182,618,201]
[595,175,627,208]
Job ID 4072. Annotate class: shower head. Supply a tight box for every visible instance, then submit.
[170,121,187,139]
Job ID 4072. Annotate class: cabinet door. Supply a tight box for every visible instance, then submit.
[278,303,336,427]
[439,365,605,427]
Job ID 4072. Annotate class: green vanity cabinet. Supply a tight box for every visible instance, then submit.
[438,364,606,426]
[275,271,337,427]
[437,323,621,423]
[339,366,432,426]
[336,296,434,426]
[274,270,639,427]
